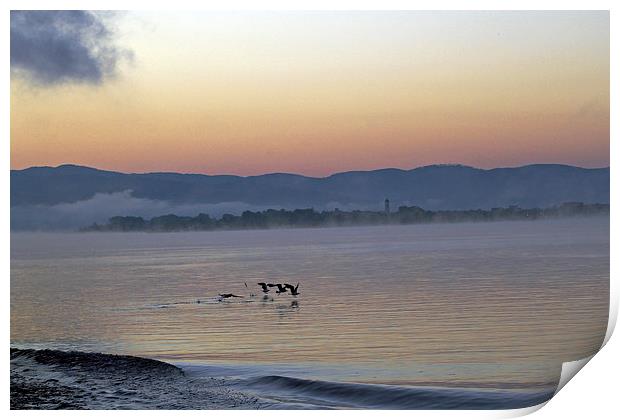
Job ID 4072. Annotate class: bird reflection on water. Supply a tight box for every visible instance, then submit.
[275,300,300,317]
[147,282,302,315]
[218,283,302,316]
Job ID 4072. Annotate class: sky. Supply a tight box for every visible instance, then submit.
[10,11,610,177]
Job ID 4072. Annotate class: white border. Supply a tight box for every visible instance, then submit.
[4,1,617,419]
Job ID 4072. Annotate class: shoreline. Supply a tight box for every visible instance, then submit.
[9,213,610,236]
[80,202,609,233]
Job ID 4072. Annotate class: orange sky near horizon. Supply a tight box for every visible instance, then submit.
[10,11,609,176]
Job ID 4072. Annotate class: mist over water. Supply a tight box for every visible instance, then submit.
[10,190,379,230]
[10,191,281,230]
[11,218,608,407]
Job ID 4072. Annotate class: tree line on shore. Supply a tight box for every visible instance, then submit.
[80,202,609,232]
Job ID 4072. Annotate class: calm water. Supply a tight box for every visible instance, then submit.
[11,218,609,392]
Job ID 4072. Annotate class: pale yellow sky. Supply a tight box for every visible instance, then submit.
[11,11,609,176]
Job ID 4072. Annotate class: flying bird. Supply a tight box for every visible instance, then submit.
[273,284,288,294]
[219,293,243,299]
[257,282,270,293]
[284,283,300,296]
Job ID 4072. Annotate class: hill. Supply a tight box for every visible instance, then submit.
[10,163,609,230]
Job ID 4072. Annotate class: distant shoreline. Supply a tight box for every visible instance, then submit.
[80,202,609,233]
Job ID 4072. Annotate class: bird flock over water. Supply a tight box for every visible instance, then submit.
[257,282,300,296]
[217,282,300,301]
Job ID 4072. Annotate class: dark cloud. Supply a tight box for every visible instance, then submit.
[10,10,131,86]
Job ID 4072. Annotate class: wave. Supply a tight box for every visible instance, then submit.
[242,374,554,409]
[11,348,183,377]
[10,348,261,410]
[11,348,554,410]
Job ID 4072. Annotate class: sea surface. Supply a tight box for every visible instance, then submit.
[10,218,609,409]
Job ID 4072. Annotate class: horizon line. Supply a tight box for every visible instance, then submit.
[10,162,610,179]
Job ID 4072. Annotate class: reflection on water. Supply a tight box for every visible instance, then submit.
[138,294,301,315]
[275,300,300,317]
[10,218,609,389]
